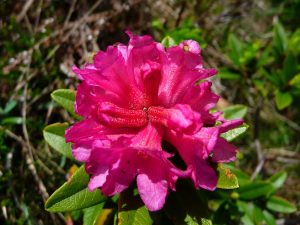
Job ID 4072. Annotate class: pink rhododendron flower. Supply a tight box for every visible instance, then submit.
[66,32,243,211]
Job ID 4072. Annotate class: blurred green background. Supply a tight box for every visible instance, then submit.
[0,0,299,224]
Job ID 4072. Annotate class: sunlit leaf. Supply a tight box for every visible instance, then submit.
[161,36,176,48]
[224,164,251,186]
[266,196,297,213]
[51,89,77,116]
[118,189,152,225]
[267,171,287,193]
[238,182,273,200]
[223,104,248,120]
[275,91,293,110]
[43,123,73,159]
[262,210,276,225]
[221,123,249,142]
[217,164,239,189]
[289,73,300,89]
[83,203,105,225]
[45,166,106,212]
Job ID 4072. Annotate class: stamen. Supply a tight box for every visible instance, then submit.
[98,102,148,127]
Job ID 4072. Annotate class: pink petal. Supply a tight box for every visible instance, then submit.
[72,64,104,86]
[192,158,217,190]
[179,81,219,125]
[65,119,104,143]
[158,45,217,106]
[88,165,109,191]
[72,144,91,162]
[137,173,168,211]
[211,138,238,163]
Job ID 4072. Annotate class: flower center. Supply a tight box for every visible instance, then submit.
[97,102,174,128]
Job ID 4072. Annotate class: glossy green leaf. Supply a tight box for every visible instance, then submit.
[45,166,106,212]
[266,196,297,213]
[51,89,76,116]
[221,123,249,142]
[267,171,287,192]
[83,203,105,225]
[238,182,273,200]
[275,91,293,110]
[217,164,239,189]
[262,210,276,225]
[223,104,248,120]
[43,123,73,159]
[118,189,152,225]
[161,36,176,48]
[273,21,288,54]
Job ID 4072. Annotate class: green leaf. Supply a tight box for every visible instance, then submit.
[262,210,276,225]
[237,201,264,225]
[43,123,73,159]
[223,104,248,120]
[228,34,242,66]
[288,28,300,54]
[51,89,76,116]
[237,201,255,225]
[1,117,23,125]
[224,164,251,186]
[218,69,240,80]
[273,21,288,54]
[241,214,255,225]
[221,123,249,142]
[289,73,300,89]
[267,171,287,192]
[266,196,297,213]
[118,188,153,225]
[165,180,211,225]
[3,100,17,114]
[283,53,297,82]
[275,91,293,110]
[238,182,273,200]
[45,166,106,212]
[217,164,239,189]
[161,36,176,48]
[83,203,105,225]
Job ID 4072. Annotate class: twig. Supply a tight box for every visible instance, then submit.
[175,1,186,27]
[2,127,49,201]
[63,0,77,28]
[16,0,34,22]
[251,139,265,180]
[268,102,300,132]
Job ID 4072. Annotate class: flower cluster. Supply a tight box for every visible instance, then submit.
[66,32,243,211]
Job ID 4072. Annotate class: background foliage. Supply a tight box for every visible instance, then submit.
[0,0,299,224]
